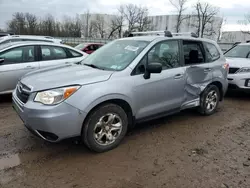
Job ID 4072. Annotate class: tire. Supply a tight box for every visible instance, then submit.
[82,103,128,153]
[198,85,220,116]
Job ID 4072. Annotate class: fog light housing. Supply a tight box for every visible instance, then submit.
[245,79,250,87]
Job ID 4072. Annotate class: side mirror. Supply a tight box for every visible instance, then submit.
[144,62,162,79]
[0,58,4,65]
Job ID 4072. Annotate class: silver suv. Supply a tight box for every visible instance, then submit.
[12,31,229,152]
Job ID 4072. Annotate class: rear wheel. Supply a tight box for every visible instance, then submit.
[198,85,220,115]
[82,103,128,153]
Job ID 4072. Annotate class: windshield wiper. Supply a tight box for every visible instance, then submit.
[83,63,104,70]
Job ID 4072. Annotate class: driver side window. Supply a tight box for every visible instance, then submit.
[133,40,180,75]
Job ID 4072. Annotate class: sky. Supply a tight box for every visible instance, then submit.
[0,0,250,31]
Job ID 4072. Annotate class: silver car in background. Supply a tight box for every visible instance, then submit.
[0,42,87,94]
[12,32,228,153]
[0,35,62,45]
[224,43,250,92]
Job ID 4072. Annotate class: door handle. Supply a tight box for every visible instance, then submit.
[65,62,70,64]
[26,66,35,69]
[204,68,212,72]
[174,73,184,79]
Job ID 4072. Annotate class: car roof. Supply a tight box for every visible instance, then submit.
[118,36,216,44]
[0,41,87,55]
[0,35,61,42]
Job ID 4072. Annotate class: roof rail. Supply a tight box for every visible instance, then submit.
[172,32,198,38]
[129,30,198,38]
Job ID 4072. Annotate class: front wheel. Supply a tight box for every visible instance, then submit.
[198,85,220,116]
[82,103,128,153]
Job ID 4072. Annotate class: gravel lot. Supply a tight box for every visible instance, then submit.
[0,92,250,188]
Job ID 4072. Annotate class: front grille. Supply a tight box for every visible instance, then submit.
[229,67,239,74]
[16,82,31,103]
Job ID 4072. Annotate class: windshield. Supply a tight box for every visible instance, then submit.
[80,39,150,71]
[224,45,250,58]
[75,43,88,50]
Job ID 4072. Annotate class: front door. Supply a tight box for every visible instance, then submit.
[0,45,39,93]
[131,40,185,120]
[181,40,213,102]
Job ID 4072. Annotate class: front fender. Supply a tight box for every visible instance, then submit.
[65,82,135,116]
[83,93,134,115]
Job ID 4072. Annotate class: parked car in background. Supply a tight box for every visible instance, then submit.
[224,42,250,92]
[0,32,15,37]
[0,41,87,94]
[0,35,62,45]
[75,43,103,54]
[13,31,228,153]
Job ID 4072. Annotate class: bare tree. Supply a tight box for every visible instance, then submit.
[193,2,219,38]
[92,15,106,38]
[122,4,140,32]
[216,17,226,42]
[7,12,26,34]
[108,6,125,38]
[41,14,56,36]
[88,20,98,38]
[25,13,38,34]
[169,0,189,32]
[136,6,151,31]
[239,13,250,35]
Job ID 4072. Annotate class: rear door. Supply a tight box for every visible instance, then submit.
[181,40,212,102]
[38,45,84,68]
[0,45,39,93]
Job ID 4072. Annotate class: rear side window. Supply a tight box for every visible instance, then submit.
[204,42,220,62]
[68,49,83,57]
[41,45,67,61]
[183,40,205,65]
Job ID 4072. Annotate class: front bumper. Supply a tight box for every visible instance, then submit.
[12,89,87,142]
[227,73,250,91]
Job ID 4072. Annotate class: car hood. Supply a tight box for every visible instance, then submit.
[20,64,114,92]
[226,57,250,68]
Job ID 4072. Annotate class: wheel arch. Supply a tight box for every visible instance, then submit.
[208,81,224,101]
[82,96,135,132]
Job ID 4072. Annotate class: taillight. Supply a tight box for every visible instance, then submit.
[223,62,229,70]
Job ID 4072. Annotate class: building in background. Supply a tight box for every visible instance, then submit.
[220,31,250,43]
[80,13,224,41]
[148,15,223,41]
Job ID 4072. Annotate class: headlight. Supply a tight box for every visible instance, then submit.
[237,67,250,73]
[34,86,80,105]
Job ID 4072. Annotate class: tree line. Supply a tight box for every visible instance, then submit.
[2,1,249,40]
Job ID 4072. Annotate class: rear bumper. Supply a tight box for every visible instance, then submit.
[12,89,87,142]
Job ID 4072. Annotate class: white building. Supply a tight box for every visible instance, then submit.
[220,31,250,43]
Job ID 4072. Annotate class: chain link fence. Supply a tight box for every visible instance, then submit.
[56,37,234,52]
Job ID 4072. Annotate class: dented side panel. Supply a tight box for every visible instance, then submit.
[181,63,212,109]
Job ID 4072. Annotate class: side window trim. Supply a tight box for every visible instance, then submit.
[63,47,72,58]
[202,41,220,62]
[39,45,67,61]
[131,39,182,76]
